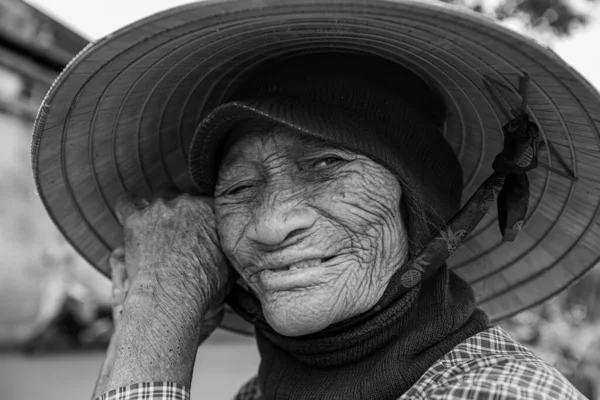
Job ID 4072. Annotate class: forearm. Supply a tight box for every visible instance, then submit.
[96,284,206,396]
[92,333,119,399]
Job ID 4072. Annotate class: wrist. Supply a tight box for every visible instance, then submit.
[102,289,204,391]
[128,261,216,313]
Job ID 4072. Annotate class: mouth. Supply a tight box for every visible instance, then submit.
[254,255,339,291]
[274,256,336,272]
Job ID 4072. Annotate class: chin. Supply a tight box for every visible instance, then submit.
[262,299,338,337]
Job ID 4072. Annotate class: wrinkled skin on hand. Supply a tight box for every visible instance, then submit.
[215,124,409,336]
[114,195,233,313]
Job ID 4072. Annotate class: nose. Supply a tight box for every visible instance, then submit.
[247,203,318,247]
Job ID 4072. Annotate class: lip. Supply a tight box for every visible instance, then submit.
[256,256,338,292]
[248,251,336,273]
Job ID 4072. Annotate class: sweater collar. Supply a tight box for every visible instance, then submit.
[227,265,489,399]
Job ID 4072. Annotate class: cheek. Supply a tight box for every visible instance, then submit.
[314,170,402,228]
[215,205,251,267]
[310,167,406,279]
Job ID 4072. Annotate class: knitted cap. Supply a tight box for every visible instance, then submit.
[189,53,463,251]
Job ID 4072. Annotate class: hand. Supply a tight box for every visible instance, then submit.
[115,194,233,312]
[109,242,231,346]
[94,194,235,395]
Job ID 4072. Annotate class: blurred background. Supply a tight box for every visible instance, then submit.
[0,0,598,399]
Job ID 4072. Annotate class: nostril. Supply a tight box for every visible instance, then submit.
[248,207,317,246]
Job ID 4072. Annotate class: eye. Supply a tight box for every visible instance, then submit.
[226,183,255,196]
[312,156,345,169]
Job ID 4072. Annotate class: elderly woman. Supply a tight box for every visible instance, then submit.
[31,1,600,399]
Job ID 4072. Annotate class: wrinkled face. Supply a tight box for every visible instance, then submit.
[214,124,408,336]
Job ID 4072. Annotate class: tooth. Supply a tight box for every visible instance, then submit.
[288,260,320,271]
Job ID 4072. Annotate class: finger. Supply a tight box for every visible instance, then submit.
[115,193,150,224]
[112,304,124,325]
[110,246,125,264]
[109,247,128,297]
[172,194,214,209]
[109,248,128,324]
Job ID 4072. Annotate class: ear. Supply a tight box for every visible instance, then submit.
[109,247,128,321]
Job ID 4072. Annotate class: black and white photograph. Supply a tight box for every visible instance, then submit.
[0,0,599,399]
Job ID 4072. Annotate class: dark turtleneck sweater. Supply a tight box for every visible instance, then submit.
[227,265,489,400]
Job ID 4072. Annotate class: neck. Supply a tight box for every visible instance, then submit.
[228,265,489,400]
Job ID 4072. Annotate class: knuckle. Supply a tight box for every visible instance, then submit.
[115,193,151,223]
[109,249,125,270]
[111,246,125,260]
[166,196,186,208]
[151,197,167,209]
[122,213,142,229]
[122,226,137,245]
[115,197,132,223]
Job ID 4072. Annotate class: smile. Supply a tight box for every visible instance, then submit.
[274,256,336,272]
[257,256,337,291]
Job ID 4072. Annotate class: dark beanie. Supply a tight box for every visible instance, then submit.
[190,53,463,252]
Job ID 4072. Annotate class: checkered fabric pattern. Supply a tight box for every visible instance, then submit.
[97,326,586,400]
[233,376,263,400]
[96,382,189,400]
[399,326,586,400]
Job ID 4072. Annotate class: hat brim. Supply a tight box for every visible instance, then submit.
[32,0,600,333]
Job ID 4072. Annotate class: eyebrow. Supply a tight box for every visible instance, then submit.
[285,131,348,153]
[218,145,255,179]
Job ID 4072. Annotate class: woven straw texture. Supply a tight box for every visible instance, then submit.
[31,0,600,333]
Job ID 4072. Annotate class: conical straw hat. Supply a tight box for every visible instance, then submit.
[31,0,600,334]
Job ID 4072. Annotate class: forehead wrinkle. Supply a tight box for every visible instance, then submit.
[219,143,252,180]
[253,132,349,176]
[293,135,360,162]
[219,124,354,181]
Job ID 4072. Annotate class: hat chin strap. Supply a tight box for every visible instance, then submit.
[397,74,541,292]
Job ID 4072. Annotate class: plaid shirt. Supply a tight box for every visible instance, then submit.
[97,326,586,400]
[96,382,189,400]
